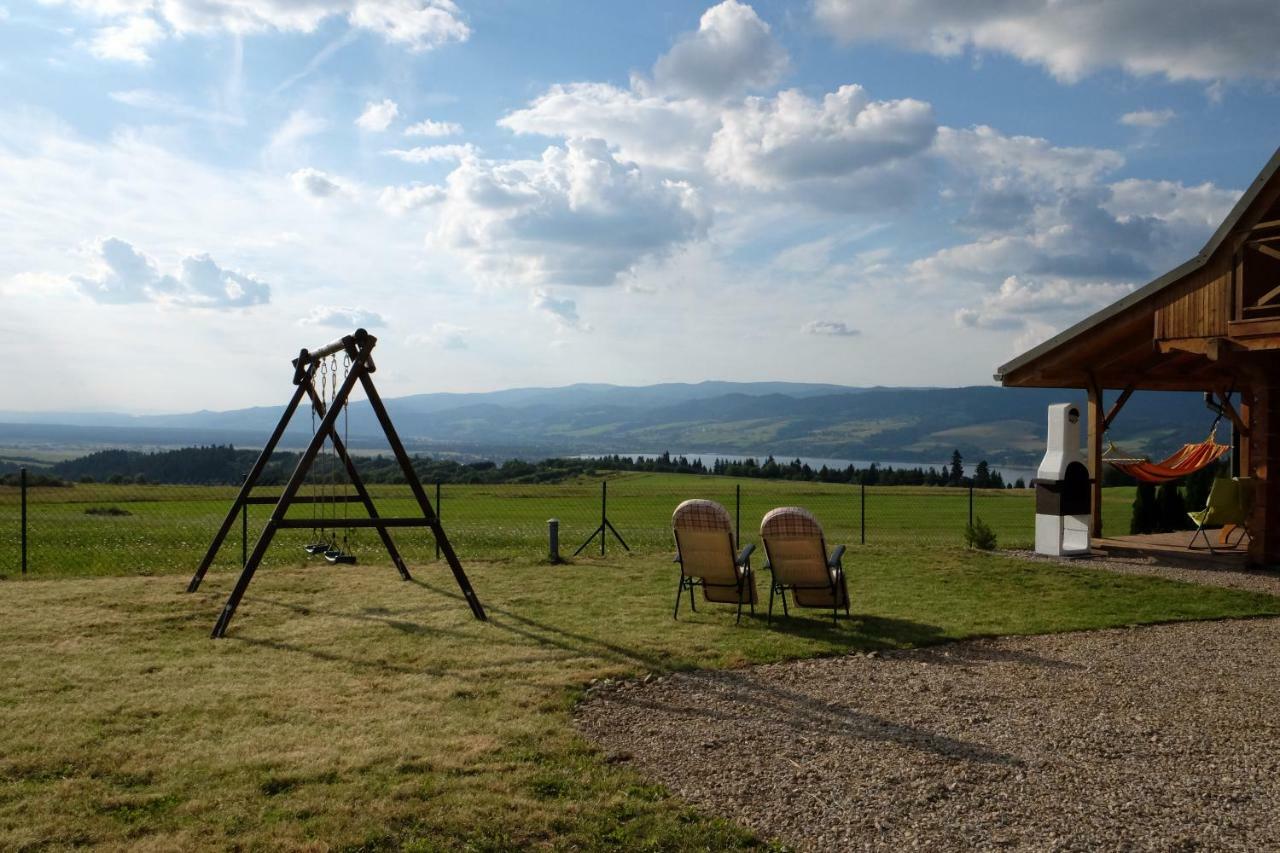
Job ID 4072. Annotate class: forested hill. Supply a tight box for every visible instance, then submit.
[2,382,1220,466]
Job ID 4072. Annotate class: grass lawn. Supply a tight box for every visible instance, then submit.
[2,546,1277,850]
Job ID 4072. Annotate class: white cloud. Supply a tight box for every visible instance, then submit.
[531,289,582,329]
[408,321,470,349]
[55,0,469,62]
[500,83,716,173]
[266,109,329,163]
[87,14,164,63]
[385,143,477,163]
[348,0,470,51]
[299,305,387,328]
[73,238,270,309]
[355,98,399,132]
[1103,178,1238,233]
[378,182,446,213]
[954,275,1134,331]
[648,0,788,100]
[290,167,344,198]
[802,320,859,337]
[813,0,1280,83]
[708,85,937,189]
[1119,108,1176,128]
[404,118,463,137]
[435,139,709,288]
[109,89,244,125]
[927,127,1242,336]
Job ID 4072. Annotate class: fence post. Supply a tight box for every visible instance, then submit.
[241,501,248,567]
[600,480,607,557]
[548,518,560,563]
[969,484,974,531]
[435,481,442,560]
[860,481,865,545]
[735,483,741,545]
[20,467,27,575]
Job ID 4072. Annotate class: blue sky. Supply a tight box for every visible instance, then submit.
[2,0,1278,412]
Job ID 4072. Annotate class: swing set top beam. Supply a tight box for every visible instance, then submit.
[291,328,377,378]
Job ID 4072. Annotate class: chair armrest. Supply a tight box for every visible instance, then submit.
[736,542,755,567]
[827,544,846,569]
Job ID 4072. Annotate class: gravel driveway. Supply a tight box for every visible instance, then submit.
[577,619,1280,851]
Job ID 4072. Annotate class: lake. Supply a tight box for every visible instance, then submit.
[578,452,1039,486]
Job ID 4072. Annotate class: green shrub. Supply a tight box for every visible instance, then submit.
[964,516,998,550]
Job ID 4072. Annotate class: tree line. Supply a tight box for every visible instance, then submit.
[28,445,1010,488]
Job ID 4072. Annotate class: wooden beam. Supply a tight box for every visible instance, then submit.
[1103,384,1135,432]
[1214,390,1249,437]
[1247,374,1280,566]
[1256,244,1280,265]
[1229,318,1280,338]
[1087,376,1104,538]
[1247,218,1280,233]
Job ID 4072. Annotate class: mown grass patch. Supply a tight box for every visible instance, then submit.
[1,545,1276,849]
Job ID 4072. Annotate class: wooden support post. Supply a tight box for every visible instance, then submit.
[1087,380,1104,538]
[1239,397,1252,477]
[1247,375,1280,567]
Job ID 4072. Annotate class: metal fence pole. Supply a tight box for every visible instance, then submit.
[969,484,974,530]
[241,501,248,567]
[860,481,865,545]
[600,480,607,557]
[435,481,442,560]
[20,467,27,575]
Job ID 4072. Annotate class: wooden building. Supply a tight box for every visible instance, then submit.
[996,146,1280,565]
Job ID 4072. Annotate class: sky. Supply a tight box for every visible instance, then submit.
[2,0,1279,413]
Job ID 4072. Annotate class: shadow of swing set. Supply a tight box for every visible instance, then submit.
[186,329,486,638]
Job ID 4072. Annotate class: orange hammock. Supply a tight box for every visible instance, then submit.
[1104,436,1230,484]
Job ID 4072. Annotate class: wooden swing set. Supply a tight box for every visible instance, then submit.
[187,328,485,638]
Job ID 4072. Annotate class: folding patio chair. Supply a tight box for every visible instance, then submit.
[759,506,849,625]
[672,499,757,624]
[1188,476,1253,554]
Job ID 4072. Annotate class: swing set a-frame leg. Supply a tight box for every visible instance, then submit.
[188,367,314,593]
[212,350,365,637]
[357,369,486,621]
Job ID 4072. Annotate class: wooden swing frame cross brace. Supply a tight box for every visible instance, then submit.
[186,328,486,638]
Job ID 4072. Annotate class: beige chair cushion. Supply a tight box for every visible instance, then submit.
[674,500,757,605]
[761,506,846,608]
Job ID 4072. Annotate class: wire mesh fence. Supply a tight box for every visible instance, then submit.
[0,469,1128,579]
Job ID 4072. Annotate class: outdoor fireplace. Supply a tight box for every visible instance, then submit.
[1034,403,1093,557]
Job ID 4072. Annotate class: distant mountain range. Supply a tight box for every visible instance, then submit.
[0,381,1221,467]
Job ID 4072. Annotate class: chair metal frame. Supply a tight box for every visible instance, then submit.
[762,539,849,626]
[1187,477,1253,555]
[673,534,756,625]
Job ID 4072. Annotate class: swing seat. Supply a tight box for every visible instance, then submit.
[325,550,357,564]
[304,543,329,554]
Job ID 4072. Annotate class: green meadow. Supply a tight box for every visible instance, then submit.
[0,472,1139,578]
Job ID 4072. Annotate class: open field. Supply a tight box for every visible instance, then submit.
[2,548,1277,849]
[0,472,1140,578]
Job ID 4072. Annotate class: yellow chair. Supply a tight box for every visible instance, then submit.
[672,499,757,624]
[1188,477,1252,553]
